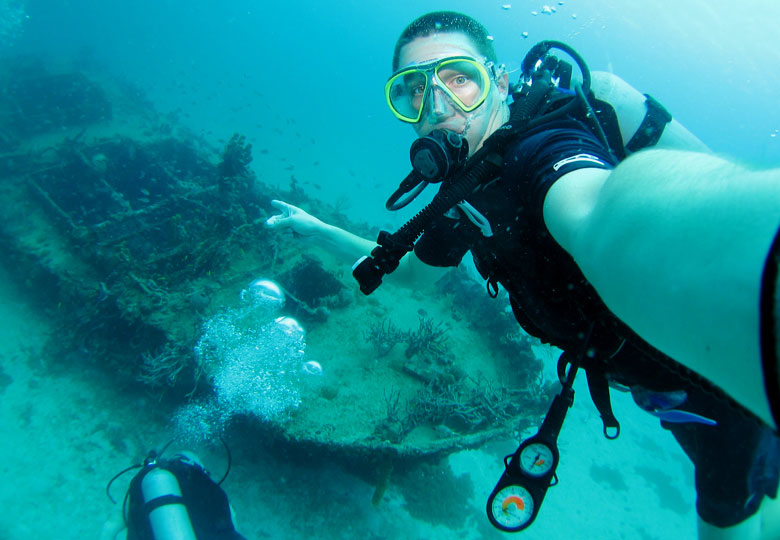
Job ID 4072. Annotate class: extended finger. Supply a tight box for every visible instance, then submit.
[270,199,293,215]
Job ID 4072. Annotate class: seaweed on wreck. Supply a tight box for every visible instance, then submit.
[403,316,449,360]
[406,376,531,433]
[0,81,267,396]
[374,387,407,443]
[277,255,350,323]
[363,316,450,361]
[217,133,253,179]
[138,341,203,397]
[363,319,405,357]
[374,375,548,444]
[434,266,547,388]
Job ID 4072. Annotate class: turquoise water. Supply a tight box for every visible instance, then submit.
[4,0,777,224]
[0,1,778,539]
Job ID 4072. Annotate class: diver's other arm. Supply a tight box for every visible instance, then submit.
[265,200,447,288]
[542,150,780,429]
[266,199,376,259]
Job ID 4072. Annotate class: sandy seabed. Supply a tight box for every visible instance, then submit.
[0,260,697,540]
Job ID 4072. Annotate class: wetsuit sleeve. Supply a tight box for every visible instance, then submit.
[503,121,617,223]
[413,213,470,267]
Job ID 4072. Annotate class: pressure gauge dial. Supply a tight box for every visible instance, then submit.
[488,484,535,532]
[519,442,555,477]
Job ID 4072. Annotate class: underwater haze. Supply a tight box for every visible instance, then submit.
[4,0,778,225]
[1,1,779,539]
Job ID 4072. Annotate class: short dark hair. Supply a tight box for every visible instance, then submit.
[392,11,497,71]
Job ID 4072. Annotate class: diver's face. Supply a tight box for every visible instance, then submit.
[396,33,509,154]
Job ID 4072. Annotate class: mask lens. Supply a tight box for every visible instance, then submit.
[435,59,490,110]
[386,70,428,122]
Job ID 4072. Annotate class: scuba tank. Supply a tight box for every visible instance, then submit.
[105,441,241,540]
[141,465,198,540]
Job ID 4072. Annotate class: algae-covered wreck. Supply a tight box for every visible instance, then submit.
[0,59,550,463]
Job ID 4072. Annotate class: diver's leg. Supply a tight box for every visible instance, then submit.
[760,493,780,539]
[708,494,780,540]
[698,515,759,540]
[760,225,780,431]
[99,519,126,540]
[664,391,780,540]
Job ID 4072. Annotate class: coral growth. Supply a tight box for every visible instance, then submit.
[375,376,547,444]
[363,316,450,361]
[363,319,405,357]
[137,342,201,396]
[217,133,253,179]
[403,316,449,360]
[278,255,350,323]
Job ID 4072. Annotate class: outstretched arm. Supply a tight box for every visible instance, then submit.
[543,150,780,428]
[265,200,376,260]
[265,200,447,288]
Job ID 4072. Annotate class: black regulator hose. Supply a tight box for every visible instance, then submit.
[397,155,503,244]
[352,152,506,295]
[521,40,591,94]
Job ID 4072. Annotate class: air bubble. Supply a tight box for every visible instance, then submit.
[302,360,323,376]
[240,278,285,307]
[178,281,310,442]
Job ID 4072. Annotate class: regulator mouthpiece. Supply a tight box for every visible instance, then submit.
[410,129,469,183]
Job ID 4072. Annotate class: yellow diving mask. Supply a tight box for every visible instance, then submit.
[385,56,493,123]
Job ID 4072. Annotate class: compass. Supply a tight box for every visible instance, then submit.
[519,441,555,477]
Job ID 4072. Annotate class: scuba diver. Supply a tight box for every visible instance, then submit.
[266,10,780,540]
[100,442,246,540]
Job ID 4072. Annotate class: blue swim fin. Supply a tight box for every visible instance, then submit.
[631,386,717,426]
[648,408,717,426]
